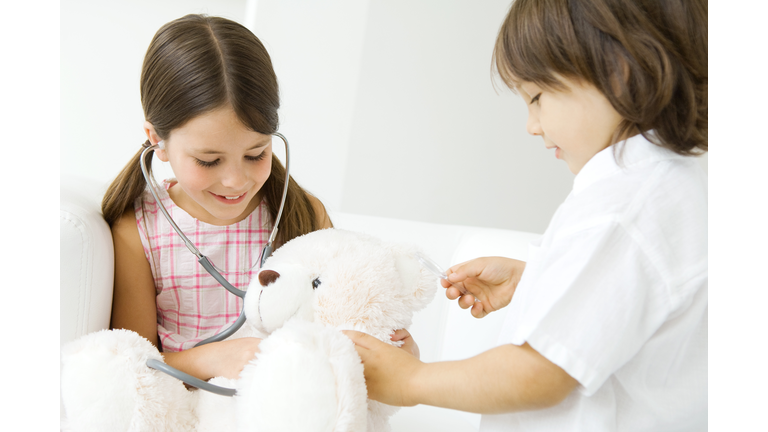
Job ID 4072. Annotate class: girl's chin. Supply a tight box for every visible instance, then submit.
[198,201,250,224]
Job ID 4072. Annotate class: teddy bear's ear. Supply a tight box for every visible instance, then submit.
[389,244,437,309]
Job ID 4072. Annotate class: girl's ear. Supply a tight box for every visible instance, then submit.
[143,121,169,162]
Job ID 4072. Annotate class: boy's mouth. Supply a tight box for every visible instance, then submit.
[545,145,561,159]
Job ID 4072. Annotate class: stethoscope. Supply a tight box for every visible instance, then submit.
[139,132,291,396]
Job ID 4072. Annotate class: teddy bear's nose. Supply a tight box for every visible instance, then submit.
[258,269,280,286]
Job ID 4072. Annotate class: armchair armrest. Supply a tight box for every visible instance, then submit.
[60,176,114,346]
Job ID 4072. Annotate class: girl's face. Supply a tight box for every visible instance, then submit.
[149,106,273,225]
[517,76,624,174]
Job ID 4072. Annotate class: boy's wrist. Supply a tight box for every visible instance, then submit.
[403,360,429,407]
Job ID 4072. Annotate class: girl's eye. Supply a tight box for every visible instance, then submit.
[245,152,268,162]
[195,152,266,168]
[195,158,220,168]
[530,93,542,105]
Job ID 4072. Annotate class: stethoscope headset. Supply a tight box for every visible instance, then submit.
[139,133,291,396]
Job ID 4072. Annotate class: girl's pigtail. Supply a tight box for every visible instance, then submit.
[262,155,321,247]
[101,140,153,226]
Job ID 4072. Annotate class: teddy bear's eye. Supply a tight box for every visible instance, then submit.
[312,278,321,290]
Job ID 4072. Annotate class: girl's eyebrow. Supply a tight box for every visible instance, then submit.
[196,140,270,155]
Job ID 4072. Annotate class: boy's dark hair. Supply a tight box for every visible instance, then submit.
[102,14,325,245]
[493,0,707,155]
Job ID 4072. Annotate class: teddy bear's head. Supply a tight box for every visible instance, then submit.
[243,229,437,341]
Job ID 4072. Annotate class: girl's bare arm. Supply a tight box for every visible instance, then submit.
[110,208,261,381]
[110,208,160,346]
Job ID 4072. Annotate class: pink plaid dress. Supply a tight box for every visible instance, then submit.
[134,179,272,352]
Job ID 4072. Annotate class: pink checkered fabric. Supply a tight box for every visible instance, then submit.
[134,179,271,352]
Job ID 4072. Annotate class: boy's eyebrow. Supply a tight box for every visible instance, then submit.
[517,85,532,98]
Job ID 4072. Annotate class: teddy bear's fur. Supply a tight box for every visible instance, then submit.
[61,229,436,432]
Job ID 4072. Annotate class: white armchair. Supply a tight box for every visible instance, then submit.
[60,175,540,432]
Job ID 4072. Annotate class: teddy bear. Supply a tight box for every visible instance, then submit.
[61,228,437,432]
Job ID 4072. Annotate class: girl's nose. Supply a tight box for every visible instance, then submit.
[220,164,249,190]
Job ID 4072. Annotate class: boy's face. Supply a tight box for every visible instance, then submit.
[517,76,624,175]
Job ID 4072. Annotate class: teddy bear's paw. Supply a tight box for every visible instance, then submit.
[61,329,197,432]
[366,400,400,432]
[235,320,367,432]
[196,376,238,432]
[235,340,339,432]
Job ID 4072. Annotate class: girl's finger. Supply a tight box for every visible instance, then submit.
[342,330,379,349]
[390,329,410,341]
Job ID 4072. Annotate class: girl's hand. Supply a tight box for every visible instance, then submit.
[202,337,262,380]
[441,257,526,318]
[390,328,420,360]
[343,330,423,407]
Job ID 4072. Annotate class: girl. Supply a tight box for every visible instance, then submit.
[102,14,333,382]
[344,0,707,430]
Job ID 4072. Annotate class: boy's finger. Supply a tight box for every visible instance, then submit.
[447,260,484,282]
[445,286,462,300]
[471,302,488,319]
[460,294,475,309]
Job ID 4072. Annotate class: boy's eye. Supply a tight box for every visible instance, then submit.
[530,93,541,105]
[195,158,220,168]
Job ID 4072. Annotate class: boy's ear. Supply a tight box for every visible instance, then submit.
[143,120,168,162]
[608,57,631,99]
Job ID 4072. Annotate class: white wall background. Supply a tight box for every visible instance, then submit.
[61,0,707,235]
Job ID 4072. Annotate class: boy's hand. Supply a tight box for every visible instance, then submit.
[343,330,423,407]
[442,257,526,318]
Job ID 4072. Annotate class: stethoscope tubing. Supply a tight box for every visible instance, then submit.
[139,132,291,395]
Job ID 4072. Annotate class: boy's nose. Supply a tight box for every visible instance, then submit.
[526,114,542,136]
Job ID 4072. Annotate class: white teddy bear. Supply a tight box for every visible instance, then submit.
[61,229,437,432]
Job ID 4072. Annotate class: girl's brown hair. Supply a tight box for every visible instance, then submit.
[493,0,707,155]
[102,14,325,246]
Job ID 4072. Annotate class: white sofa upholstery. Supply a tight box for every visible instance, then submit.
[60,176,115,347]
[60,175,541,432]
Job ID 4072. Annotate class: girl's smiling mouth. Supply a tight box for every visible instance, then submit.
[210,191,248,204]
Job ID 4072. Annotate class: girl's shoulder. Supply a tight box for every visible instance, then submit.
[134,178,175,207]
